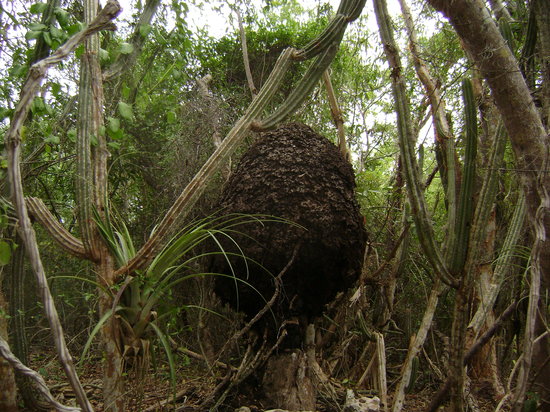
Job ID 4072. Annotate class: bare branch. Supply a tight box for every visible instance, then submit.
[322,70,349,159]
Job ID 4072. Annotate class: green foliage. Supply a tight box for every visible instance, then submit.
[89,207,291,386]
[0,240,12,265]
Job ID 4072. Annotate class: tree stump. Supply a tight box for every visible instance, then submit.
[262,349,316,411]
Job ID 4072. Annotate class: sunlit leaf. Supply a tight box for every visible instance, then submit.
[108,117,120,133]
[25,30,42,41]
[139,24,152,37]
[30,3,48,14]
[67,128,77,143]
[54,8,70,28]
[118,102,134,121]
[118,42,134,55]
[0,241,12,266]
[44,134,60,144]
[167,111,177,124]
[99,48,110,63]
[28,22,47,31]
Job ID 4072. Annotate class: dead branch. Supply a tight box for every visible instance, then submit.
[322,70,348,159]
[218,245,300,357]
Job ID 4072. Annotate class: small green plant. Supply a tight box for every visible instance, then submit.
[81,207,291,388]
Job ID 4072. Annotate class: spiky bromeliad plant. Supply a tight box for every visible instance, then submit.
[82,208,289,387]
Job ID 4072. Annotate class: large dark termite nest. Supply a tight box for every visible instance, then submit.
[211,122,366,339]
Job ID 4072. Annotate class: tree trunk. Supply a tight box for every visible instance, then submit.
[262,349,316,410]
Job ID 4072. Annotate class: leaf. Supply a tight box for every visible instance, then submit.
[75,44,84,59]
[0,241,11,266]
[31,97,46,115]
[107,117,120,133]
[118,102,134,121]
[108,141,121,150]
[54,8,70,28]
[42,31,52,46]
[44,134,60,144]
[0,214,8,229]
[0,106,11,120]
[121,84,131,100]
[51,82,61,95]
[67,128,77,143]
[118,42,134,55]
[9,64,28,78]
[28,22,47,31]
[108,128,124,140]
[139,24,152,37]
[25,30,42,41]
[167,111,177,124]
[67,22,84,36]
[50,26,65,41]
[30,3,48,14]
[99,48,110,63]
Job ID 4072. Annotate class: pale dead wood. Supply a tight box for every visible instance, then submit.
[391,280,443,412]
[322,70,348,158]
[175,346,237,372]
[375,332,388,412]
[427,301,517,412]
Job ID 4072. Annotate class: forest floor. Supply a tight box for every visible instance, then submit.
[28,346,502,412]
